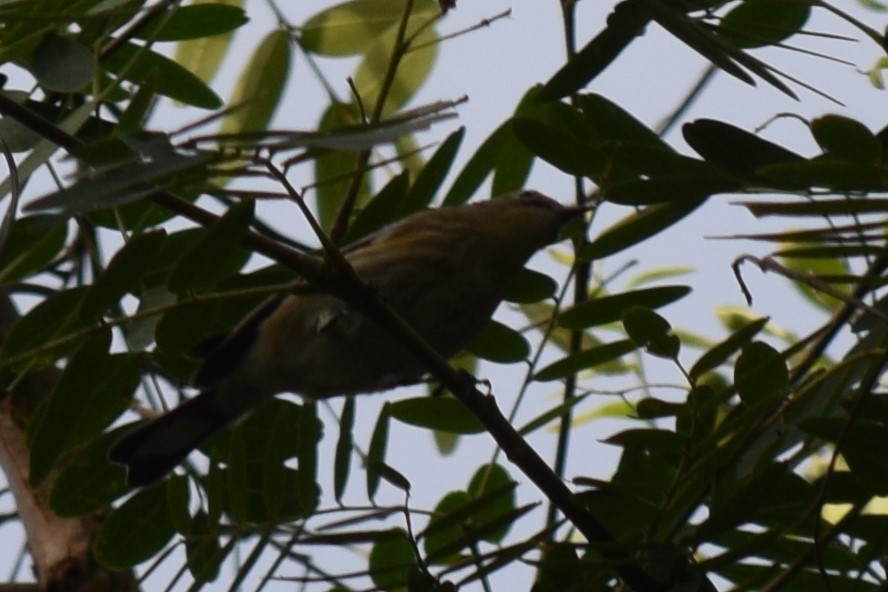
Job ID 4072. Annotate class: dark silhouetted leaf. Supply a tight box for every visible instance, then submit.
[389,397,484,434]
[559,285,691,329]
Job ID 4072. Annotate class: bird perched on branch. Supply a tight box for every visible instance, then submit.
[109,190,585,487]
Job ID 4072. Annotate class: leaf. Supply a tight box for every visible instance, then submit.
[313,102,368,229]
[689,316,769,379]
[581,198,707,260]
[368,529,415,590]
[174,0,244,85]
[219,29,291,134]
[717,0,810,48]
[803,417,888,496]
[30,341,140,484]
[467,464,518,543]
[185,512,226,583]
[683,118,805,178]
[443,86,543,205]
[30,34,94,92]
[512,117,608,180]
[25,136,215,215]
[135,2,248,41]
[300,0,440,56]
[50,428,130,517]
[558,285,691,329]
[534,340,637,382]
[389,397,484,434]
[367,402,391,500]
[353,24,437,116]
[95,477,187,568]
[403,127,463,212]
[540,1,649,101]
[811,114,882,164]
[604,428,687,455]
[334,397,355,502]
[577,93,670,149]
[103,41,222,109]
[622,307,680,359]
[777,240,850,312]
[604,173,740,206]
[503,267,558,303]
[0,287,91,369]
[734,341,788,406]
[81,230,167,318]
[0,214,67,283]
[466,319,529,363]
[344,171,410,242]
[167,200,253,292]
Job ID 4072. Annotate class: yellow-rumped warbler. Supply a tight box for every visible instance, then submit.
[110,190,584,486]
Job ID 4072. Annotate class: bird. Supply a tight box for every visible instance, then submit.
[109,190,585,487]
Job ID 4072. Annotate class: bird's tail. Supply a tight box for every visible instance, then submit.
[108,390,233,487]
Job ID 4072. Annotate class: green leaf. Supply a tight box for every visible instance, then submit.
[30,347,139,484]
[300,0,440,56]
[367,402,391,500]
[689,316,769,379]
[168,200,253,292]
[558,285,691,330]
[604,428,687,455]
[0,287,91,370]
[369,529,415,590]
[604,173,740,206]
[174,0,244,85]
[354,24,437,116]
[26,135,215,215]
[803,417,888,496]
[777,241,851,311]
[0,214,67,283]
[467,464,517,543]
[534,340,637,382]
[756,160,888,191]
[718,0,810,48]
[103,41,222,109]
[622,307,680,359]
[811,114,882,164]
[491,87,546,194]
[443,86,542,205]
[95,477,187,568]
[219,29,291,134]
[135,3,248,41]
[82,230,167,318]
[503,267,558,303]
[581,198,706,260]
[683,118,805,179]
[540,3,649,101]
[513,117,607,180]
[734,341,788,406]
[313,102,368,229]
[117,70,158,133]
[344,171,410,242]
[403,127,463,212]
[466,319,529,363]
[30,33,94,92]
[50,428,130,517]
[185,511,226,583]
[334,397,355,503]
[217,400,318,523]
[577,93,670,149]
[389,397,484,434]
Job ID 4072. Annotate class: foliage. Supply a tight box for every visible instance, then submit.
[1,0,888,591]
